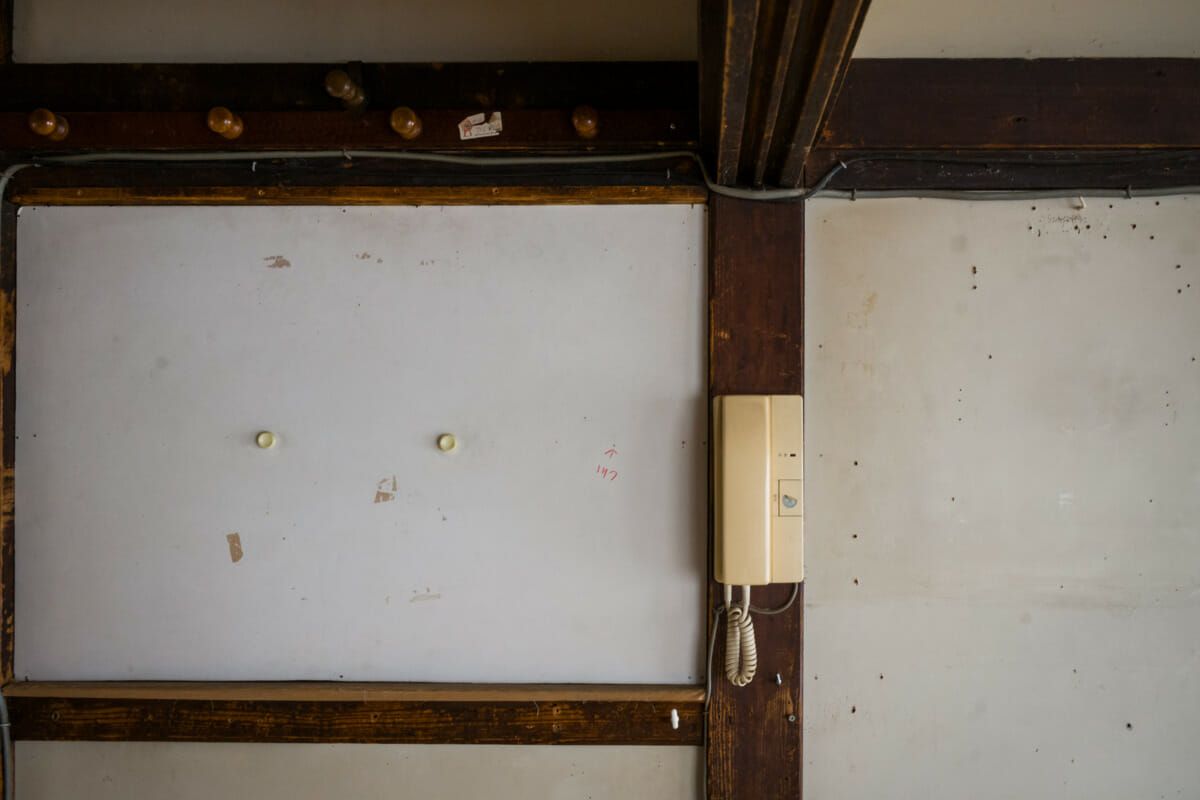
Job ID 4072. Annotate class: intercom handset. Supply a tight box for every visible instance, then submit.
[713,395,804,686]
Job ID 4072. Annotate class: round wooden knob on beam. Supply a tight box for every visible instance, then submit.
[29,108,69,141]
[389,107,422,140]
[207,106,244,139]
[325,69,367,110]
[572,105,598,139]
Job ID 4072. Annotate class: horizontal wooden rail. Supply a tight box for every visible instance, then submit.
[3,681,705,745]
[0,110,695,154]
[9,184,708,206]
[0,62,698,113]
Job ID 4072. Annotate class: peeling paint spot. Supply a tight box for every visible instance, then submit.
[375,475,398,503]
[263,255,291,269]
[410,591,441,603]
[356,252,372,260]
[226,533,243,563]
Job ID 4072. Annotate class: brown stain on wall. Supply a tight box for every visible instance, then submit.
[226,533,243,563]
[263,255,292,269]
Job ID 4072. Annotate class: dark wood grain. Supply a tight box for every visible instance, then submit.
[0,200,13,687]
[804,148,1200,191]
[7,694,703,745]
[709,195,804,396]
[776,0,871,186]
[822,59,1200,151]
[0,62,697,113]
[10,184,708,206]
[700,0,761,185]
[707,195,804,799]
[741,0,803,185]
[0,0,11,65]
[0,109,694,154]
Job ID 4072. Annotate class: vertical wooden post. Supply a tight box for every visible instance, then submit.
[0,0,11,64]
[0,199,16,799]
[707,194,804,799]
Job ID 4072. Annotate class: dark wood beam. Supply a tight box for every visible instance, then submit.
[0,62,696,112]
[776,0,871,186]
[1,157,706,205]
[0,199,13,686]
[804,148,1200,191]
[0,0,11,65]
[822,59,1200,151]
[4,682,705,745]
[0,109,694,154]
[700,0,761,185]
[700,0,870,187]
[707,195,804,800]
[741,0,804,185]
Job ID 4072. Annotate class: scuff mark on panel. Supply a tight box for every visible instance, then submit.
[226,533,243,563]
[263,255,292,269]
[375,475,397,503]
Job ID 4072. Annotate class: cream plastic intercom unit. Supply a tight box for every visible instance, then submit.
[713,394,804,586]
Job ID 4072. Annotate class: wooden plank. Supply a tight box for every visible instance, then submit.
[741,0,804,185]
[3,682,705,703]
[0,200,13,686]
[0,109,695,154]
[0,0,11,65]
[700,0,761,185]
[6,695,703,745]
[707,195,804,799]
[9,184,708,206]
[0,199,11,800]
[0,62,697,113]
[776,0,872,186]
[821,59,1200,151]
[804,148,1200,191]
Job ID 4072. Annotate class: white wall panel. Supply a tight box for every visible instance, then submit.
[804,195,1200,798]
[16,742,701,800]
[14,204,707,683]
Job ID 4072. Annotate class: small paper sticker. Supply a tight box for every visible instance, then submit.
[459,111,503,140]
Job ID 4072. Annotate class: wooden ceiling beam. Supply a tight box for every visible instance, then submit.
[701,0,872,187]
[776,0,871,186]
[700,0,762,185]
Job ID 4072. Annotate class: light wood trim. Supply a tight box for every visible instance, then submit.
[9,185,708,207]
[2,681,706,703]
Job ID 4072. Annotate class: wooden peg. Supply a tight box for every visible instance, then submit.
[389,107,423,140]
[325,69,367,110]
[29,108,69,141]
[207,107,244,139]
[572,105,598,139]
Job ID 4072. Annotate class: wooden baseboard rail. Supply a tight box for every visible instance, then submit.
[2,681,705,745]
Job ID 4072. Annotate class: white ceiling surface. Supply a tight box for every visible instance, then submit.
[17,742,701,800]
[854,0,1200,58]
[804,195,1200,799]
[14,0,1200,61]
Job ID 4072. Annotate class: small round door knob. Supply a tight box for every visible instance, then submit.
[256,431,277,449]
[436,433,457,452]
